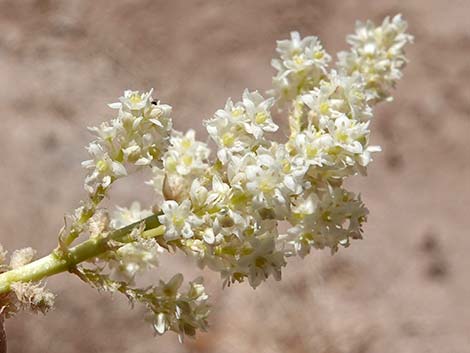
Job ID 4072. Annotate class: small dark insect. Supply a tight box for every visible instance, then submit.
[151,101,158,105]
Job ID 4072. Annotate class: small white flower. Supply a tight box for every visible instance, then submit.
[110,202,153,229]
[109,89,154,111]
[292,129,335,171]
[240,90,278,139]
[164,130,210,176]
[189,179,209,208]
[158,200,201,240]
[328,115,368,154]
[82,142,127,192]
[205,175,231,209]
[110,238,161,282]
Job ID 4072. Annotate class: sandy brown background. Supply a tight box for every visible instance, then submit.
[1,0,469,352]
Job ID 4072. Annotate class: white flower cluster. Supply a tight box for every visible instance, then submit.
[36,14,410,342]
[271,31,331,104]
[82,89,172,194]
[289,70,380,178]
[337,14,413,102]
[205,90,277,163]
[149,274,209,342]
[149,129,211,203]
[154,15,411,290]
[62,91,172,249]
[107,203,161,282]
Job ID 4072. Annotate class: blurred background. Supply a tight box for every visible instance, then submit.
[1,0,469,352]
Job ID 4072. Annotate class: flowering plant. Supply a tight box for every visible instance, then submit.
[0,15,412,346]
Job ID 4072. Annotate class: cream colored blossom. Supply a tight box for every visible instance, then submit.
[337,14,413,102]
[110,202,153,229]
[82,89,172,194]
[149,129,210,203]
[158,200,202,240]
[149,274,210,342]
[205,90,277,163]
[271,31,331,103]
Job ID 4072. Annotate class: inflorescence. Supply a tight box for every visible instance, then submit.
[0,15,412,342]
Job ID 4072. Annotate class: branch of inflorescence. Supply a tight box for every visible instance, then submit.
[0,215,164,295]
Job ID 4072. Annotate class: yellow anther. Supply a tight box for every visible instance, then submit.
[336,131,349,143]
[181,139,192,149]
[182,155,193,166]
[255,112,268,125]
[282,159,291,173]
[232,107,244,117]
[319,102,329,115]
[222,132,235,147]
[293,55,304,65]
[306,145,317,159]
[96,160,108,173]
[129,94,141,104]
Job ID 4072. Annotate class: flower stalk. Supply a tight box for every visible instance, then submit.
[0,215,162,295]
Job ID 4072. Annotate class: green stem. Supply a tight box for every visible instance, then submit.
[0,215,162,294]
